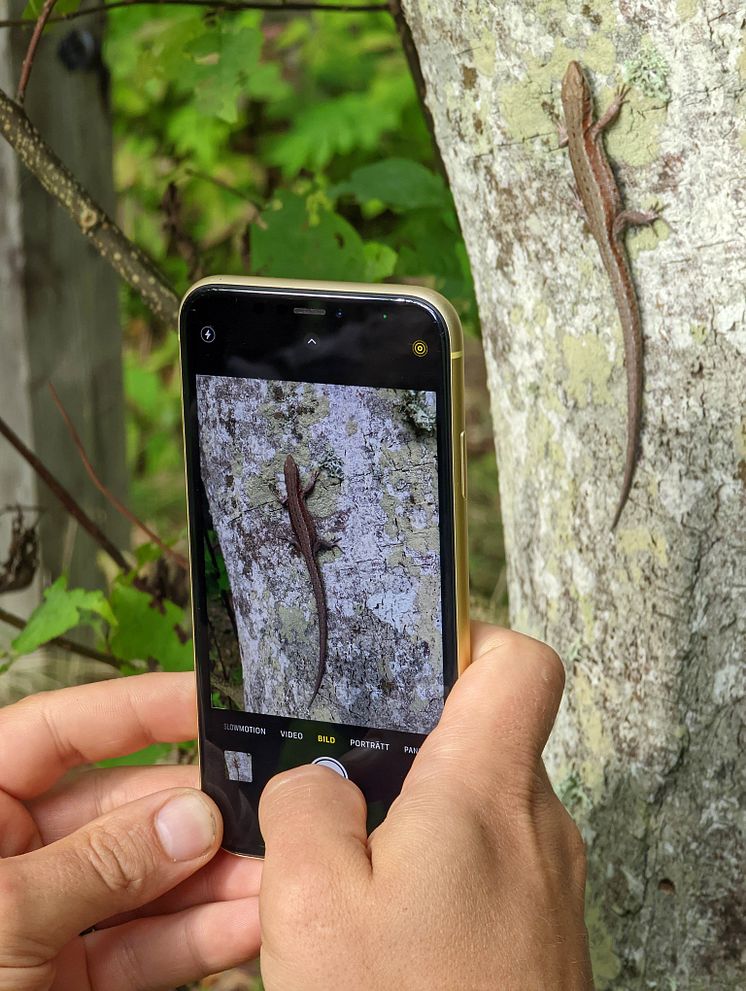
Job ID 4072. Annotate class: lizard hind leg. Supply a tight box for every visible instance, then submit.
[315,536,338,553]
[613,208,660,237]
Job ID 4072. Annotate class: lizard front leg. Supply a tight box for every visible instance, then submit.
[590,84,629,139]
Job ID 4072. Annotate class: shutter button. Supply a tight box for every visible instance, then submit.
[311,756,348,778]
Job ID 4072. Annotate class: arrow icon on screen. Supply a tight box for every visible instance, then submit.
[306,337,318,346]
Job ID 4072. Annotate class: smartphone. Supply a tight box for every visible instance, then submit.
[179,276,469,857]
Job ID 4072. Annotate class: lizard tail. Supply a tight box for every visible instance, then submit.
[611,361,642,531]
[610,468,632,531]
[308,597,327,706]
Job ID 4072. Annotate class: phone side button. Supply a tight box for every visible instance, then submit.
[459,430,467,500]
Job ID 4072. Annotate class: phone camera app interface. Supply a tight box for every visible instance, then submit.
[197,377,442,734]
[184,290,455,854]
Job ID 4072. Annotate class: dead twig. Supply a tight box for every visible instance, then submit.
[0,411,130,572]
[0,0,390,30]
[0,86,179,327]
[16,0,59,104]
[0,506,39,593]
[48,383,188,572]
[0,605,120,667]
[161,182,203,284]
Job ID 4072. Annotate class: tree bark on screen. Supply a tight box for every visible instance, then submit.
[402,2,744,987]
[197,375,444,735]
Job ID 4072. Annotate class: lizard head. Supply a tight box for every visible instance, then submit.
[561,60,592,124]
[283,454,299,486]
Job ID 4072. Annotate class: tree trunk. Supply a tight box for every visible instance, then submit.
[402,2,744,987]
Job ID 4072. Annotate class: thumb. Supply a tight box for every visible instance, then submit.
[260,764,371,880]
[1,788,221,958]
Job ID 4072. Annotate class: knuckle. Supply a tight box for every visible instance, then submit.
[533,642,566,693]
[79,825,153,897]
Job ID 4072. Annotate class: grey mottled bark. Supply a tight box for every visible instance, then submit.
[402,1,744,987]
[197,374,442,734]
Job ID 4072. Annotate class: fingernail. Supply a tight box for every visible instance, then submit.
[155,792,216,862]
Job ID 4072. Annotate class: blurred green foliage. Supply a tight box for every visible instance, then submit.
[3,4,505,782]
[0,9,505,987]
[105,4,475,312]
[104,3,477,540]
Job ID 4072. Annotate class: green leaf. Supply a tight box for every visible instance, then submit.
[392,207,475,306]
[12,577,116,656]
[96,742,174,768]
[332,158,448,212]
[108,582,193,672]
[184,21,290,124]
[363,241,398,282]
[124,359,162,421]
[165,105,232,171]
[134,542,166,567]
[266,83,406,178]
[252,191,391,282]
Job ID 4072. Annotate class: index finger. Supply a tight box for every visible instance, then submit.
[0,672,196,800]
[404,623,565,795]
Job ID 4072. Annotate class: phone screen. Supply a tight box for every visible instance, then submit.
[180,283,460,856]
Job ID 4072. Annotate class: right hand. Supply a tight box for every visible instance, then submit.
[259,624,593,990]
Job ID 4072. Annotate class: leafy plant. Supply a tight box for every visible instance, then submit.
[101,3,477,540]
[11,576,115,656]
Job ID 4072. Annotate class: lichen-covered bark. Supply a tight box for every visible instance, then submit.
[402,1,745,986]
[197,375,442,734]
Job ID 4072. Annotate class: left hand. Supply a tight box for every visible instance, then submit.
[0,671,261,990]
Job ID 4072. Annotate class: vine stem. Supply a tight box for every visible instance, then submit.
[0,410,130,572]
[49,383,188,572]
[0,0,390,29]
[16,0,59,103]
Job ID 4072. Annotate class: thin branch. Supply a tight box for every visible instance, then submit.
[0,412,130,572]
[0,0,390,29]
[49,383,189,572]
[16,0,59,104]
[0,86,180,326]
[0,606,120,667]
[184,167,267,220]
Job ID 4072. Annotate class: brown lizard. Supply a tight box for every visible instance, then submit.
[560,61,659,529]
[281,455,335,706]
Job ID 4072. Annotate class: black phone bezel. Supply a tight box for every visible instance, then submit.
[180,282,459,857]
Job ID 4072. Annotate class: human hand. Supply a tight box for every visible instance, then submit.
[259,624,592,990]
[0,672,261,991]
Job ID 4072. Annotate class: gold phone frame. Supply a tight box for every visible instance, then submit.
[179,276,471,847]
